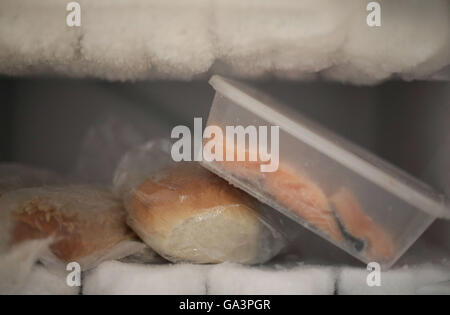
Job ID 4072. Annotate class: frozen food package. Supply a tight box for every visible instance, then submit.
[0,163,63,197]
[113,139,286,264]
[0,185,145,270]
[201,75,450,269]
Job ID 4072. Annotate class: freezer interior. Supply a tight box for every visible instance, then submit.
[0,0,449,295]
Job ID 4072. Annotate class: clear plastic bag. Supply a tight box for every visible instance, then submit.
[0,185,145,270]
[113,139,286,264]
[72,115,146,184]
[0,163,63,197]
[118,245,166,264]
[0,239,51,294]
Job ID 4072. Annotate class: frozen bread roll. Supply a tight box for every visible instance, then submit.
[126,164,284,264]
[0,185,144,270]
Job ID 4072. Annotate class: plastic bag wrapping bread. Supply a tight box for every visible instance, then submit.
[72,115,146,185]
[0,239,79,295]
[0,163,63,197]
[113,139,287,264]
[119,245,166,264]
[0,239,51,294]
[0,185,146,271]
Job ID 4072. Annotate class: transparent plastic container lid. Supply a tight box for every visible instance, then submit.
[201,75,450,269]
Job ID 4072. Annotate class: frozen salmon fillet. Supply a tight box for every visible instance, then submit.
[265,165,344,242]
[330,187,395,261]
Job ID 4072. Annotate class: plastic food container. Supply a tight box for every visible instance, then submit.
[201,75,449,269]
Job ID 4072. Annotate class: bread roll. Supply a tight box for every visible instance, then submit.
[0,185,144,270]
[126,164,283,264]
